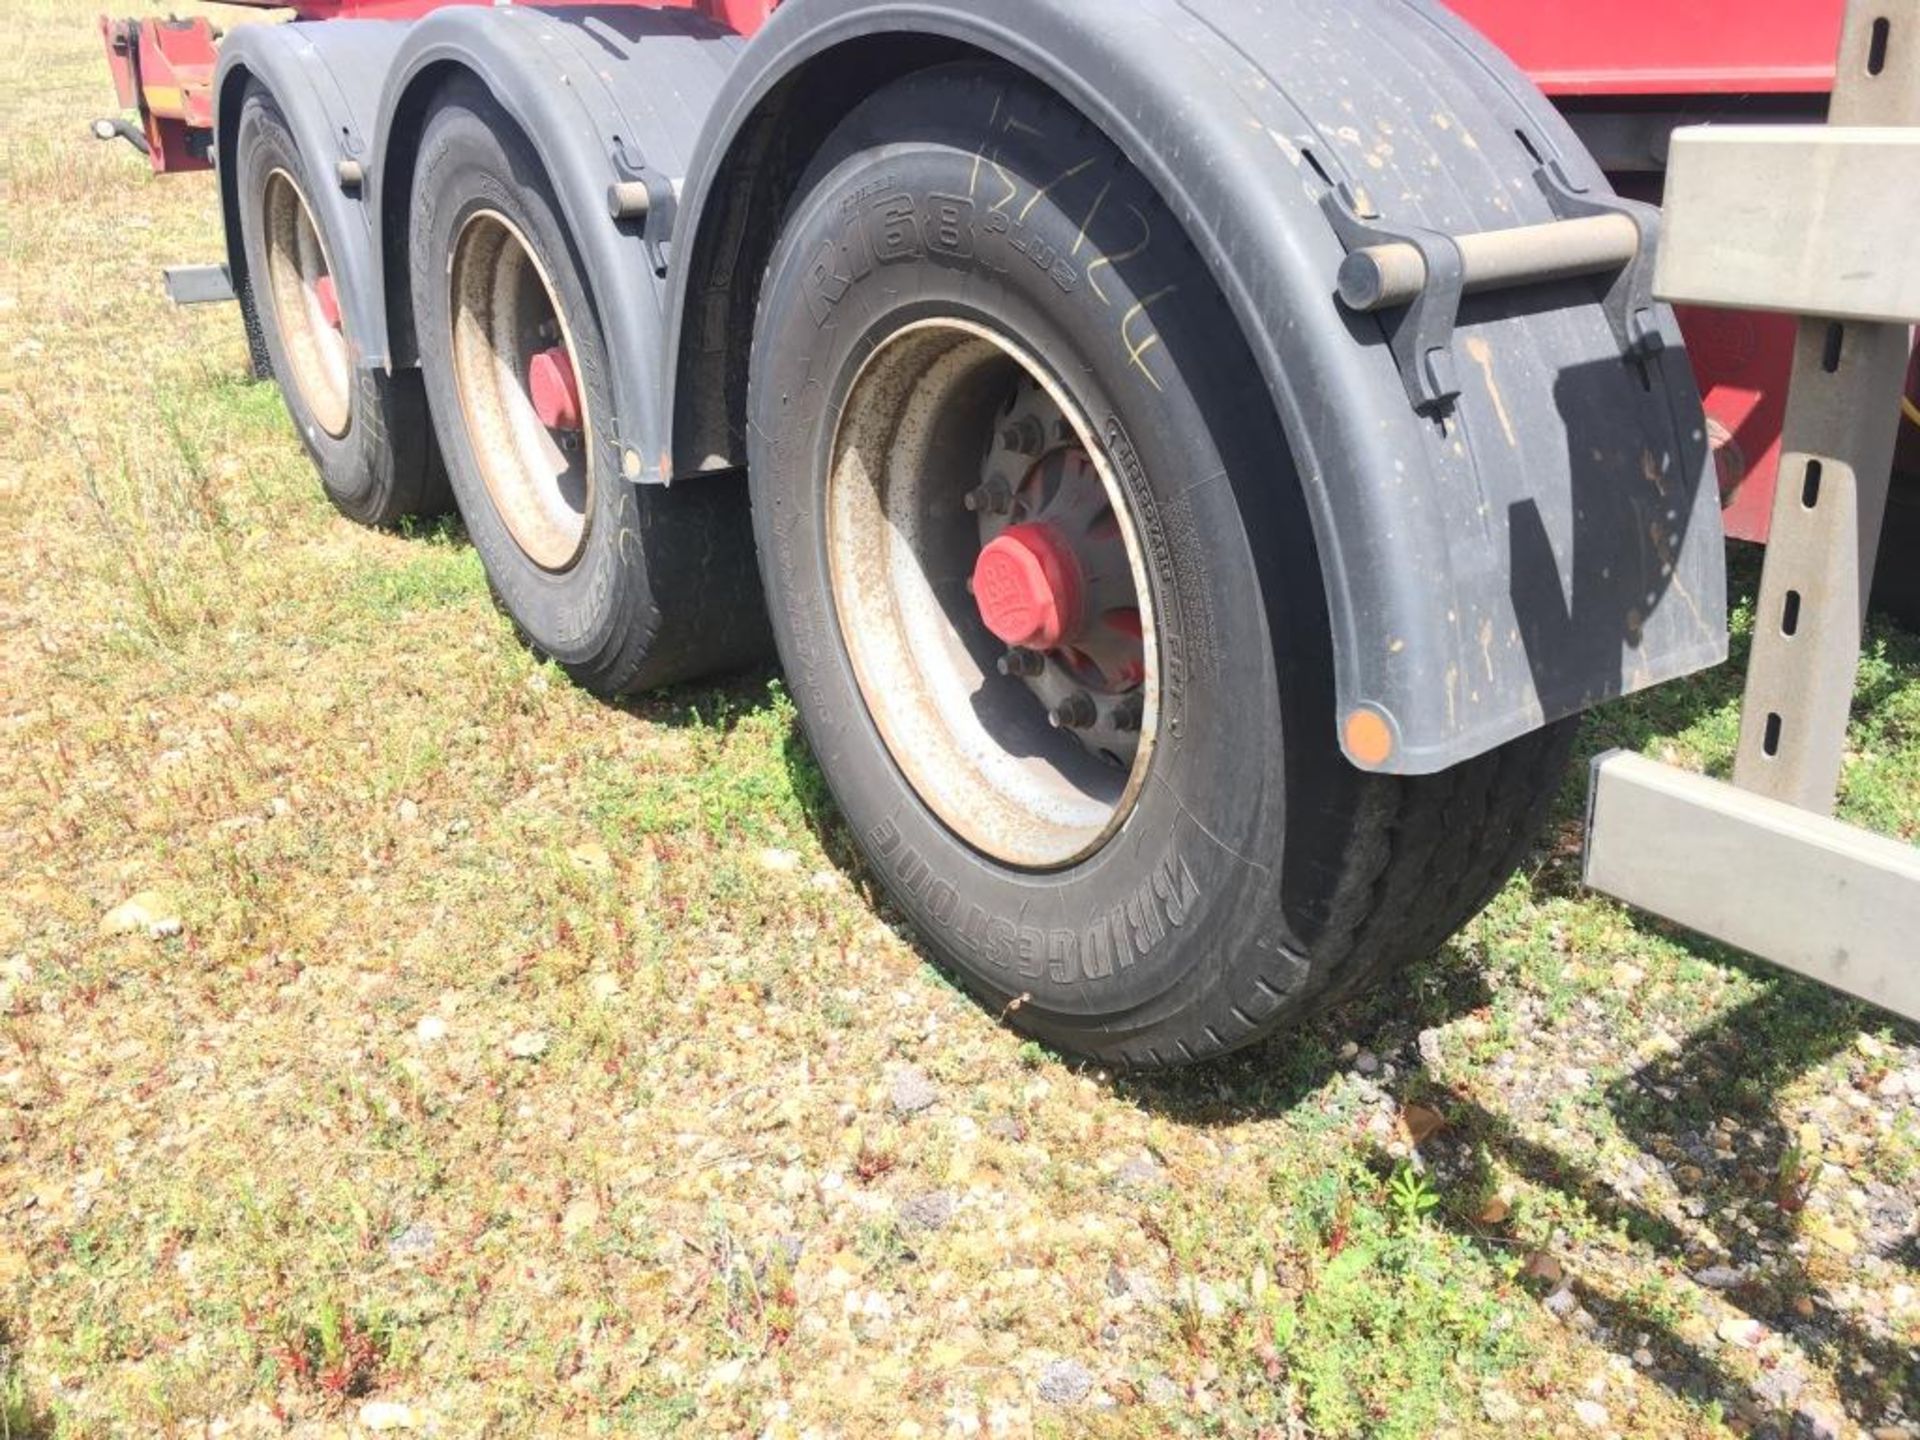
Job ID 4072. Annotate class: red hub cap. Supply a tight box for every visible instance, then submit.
[527,345,581,430]
[972,522,1084,651]
[313,274,341,331]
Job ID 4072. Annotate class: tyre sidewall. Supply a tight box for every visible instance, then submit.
[410,95,649,681]
[750,72,1309,1045]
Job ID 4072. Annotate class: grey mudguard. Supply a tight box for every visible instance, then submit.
[214,20,407,368]
[365,5,744,478]
[663,0,1729,774]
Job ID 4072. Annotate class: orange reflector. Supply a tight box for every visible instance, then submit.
[1343,708,1394,769]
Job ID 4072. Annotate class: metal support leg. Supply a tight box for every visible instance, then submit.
[1732,322,1903,812]
[1731,0,1919,812]
[1582,0,1920,1020]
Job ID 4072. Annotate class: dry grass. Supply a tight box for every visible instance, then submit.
[2,2,1917,1436]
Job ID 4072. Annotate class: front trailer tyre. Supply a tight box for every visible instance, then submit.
[747,63,1576,1070]
[234,84,446,528]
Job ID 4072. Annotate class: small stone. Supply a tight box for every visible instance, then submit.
[100,890,180,939]
[567,842,612,875]
[1338,1041,1360,1061]
[387,1223,435,1262]
[985,1114,1024,1142]
[357,1401,415,1431]
[560,1198,600,1235]
[396,799,420,823]
[1717,1316,1768,1349]
[1522,1252,1564,1286]
[1036,1359,1094,1406]
[1354,1051,1380,1075]
[1573,1399,1610,1431]
[899,1191,955,1232]
[890,1066,938,1116]
[1398,1104,1446,1146]
[1694,1265,1744,1290]
[1543,1287,1579,1320]
[507,1031,549,1060]
[1481,1386,1522,1424]
[1790,1294,1817,1319]
[1874,1071,1907,1099]
[1115,1155,1164,1189]
[587,973,622,1002]
[1805,1216,1858,1256]
[1633,1348,1654,1368]
[757,847,802,874]
[1675,1164,1705,1187]
[415,1015,447,1044]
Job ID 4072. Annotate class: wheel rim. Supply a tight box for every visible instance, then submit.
[826,318,1160,870]
[262,169,351,438]
[447,209,592,573]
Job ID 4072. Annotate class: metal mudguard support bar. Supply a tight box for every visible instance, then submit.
[1337,212,1641,312]
[1322,160,1660,415]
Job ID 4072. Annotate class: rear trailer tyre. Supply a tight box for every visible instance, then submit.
[235,85,445,528]
[409,80,768,697]
[747,63,1577,1070]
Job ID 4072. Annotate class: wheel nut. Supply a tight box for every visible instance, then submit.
[1049,691,1097,730]
[1112,694,1144,733]
[964,477,1013,515]
[997,646,1045,678]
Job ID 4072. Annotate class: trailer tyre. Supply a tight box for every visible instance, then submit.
[235,85,445,528]
[749,63,1576,1069]
[409,80,768,697]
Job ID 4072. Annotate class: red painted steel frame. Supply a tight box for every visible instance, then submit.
[1446,0,1844,95]
[215,0,775,31]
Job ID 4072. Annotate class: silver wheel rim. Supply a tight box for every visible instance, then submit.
[826,318,1160,871]
[262,169,351,438]
[447,209,593,573]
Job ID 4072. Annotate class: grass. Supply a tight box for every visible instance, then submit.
[2,1,1918,1435]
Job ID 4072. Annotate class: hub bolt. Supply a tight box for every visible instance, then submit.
[964,477,1014,516]
[1112,694,1145,733]
[997,647,1046,678]
[1048,691,1098,731]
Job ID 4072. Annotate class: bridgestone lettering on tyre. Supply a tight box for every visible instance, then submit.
[409,78,768,697]
[235,84,445,527]
[748,63,1576,1069]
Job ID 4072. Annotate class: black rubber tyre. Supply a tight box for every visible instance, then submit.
[748,63,1577,1070]
[409,79,769,697]
[235,84,446,528]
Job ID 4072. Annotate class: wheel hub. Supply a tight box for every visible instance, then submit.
[313,274,340,331]
[973,522,1083,651]
[824,318,1159,870]
[261,169,351,439]
[446,209,593,573]
[527,345,581,431]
